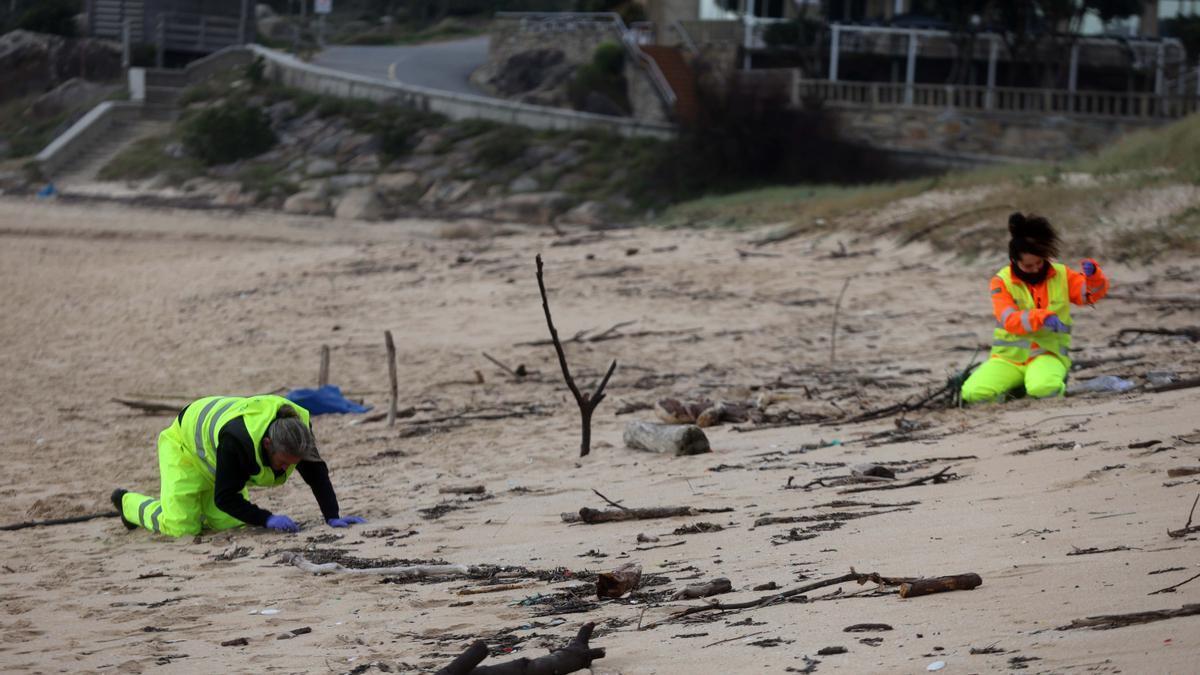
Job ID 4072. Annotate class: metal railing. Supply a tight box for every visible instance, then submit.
[495,12,676,111]
[667,19,700,55]
[793,76,1200,119]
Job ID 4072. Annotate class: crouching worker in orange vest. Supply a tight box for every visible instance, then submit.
[111,395,366,536]
[960,213,1110,404]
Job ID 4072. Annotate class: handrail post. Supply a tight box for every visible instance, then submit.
[986,37,997,110]
[904,32,918,106]
[829,24,840,81]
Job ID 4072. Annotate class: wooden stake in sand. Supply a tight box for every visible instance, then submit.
[830,277,852,365]
[318,344,330,387]
[535,254,617,457]
[385,330,398,427]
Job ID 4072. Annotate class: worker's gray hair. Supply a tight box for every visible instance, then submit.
[268,406,320,462]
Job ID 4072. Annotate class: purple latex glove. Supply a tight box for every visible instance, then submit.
[1042,315,1069,333]
[326,516,367,528]
[265,514,300,533]
[1081,260,1097,276]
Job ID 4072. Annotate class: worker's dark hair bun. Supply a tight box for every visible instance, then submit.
[1008,212,1060,260]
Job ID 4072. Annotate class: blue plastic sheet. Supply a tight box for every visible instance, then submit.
[285,385,371,415]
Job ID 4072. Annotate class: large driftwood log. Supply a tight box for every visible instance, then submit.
[280,552,469,578]
[435,622,605,675]
[898,573,982,598]
[1058,604,1200,630]
[671,577,732,600]
[623,421,711,456]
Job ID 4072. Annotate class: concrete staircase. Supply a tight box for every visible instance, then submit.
[53,72,186,187]
[640,45,700,126]
[55,118,173,186]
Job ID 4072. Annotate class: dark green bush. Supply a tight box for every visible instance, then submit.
[181,104,276,165]
[17,0,80,37]
[377,108,444,158]
[592,41,624,76]
[245,56,266,85]
[475,131,528,168]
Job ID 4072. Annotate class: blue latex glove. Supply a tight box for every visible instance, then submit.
[1081,260,1097,276]
[265,514,300,533]
[1042,315,1069,333]
[327,516,367,528]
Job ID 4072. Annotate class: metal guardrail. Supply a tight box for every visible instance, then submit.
[496,12,677,111]
[793,76,1200,119]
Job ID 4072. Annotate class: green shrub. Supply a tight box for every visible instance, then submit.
[592,41,624,76]
[177,83,217,106]
[377,108,444,158]
[475,131,529,168]
[181,104,276,165]
[17,0,80,37]
[245,56,266,85]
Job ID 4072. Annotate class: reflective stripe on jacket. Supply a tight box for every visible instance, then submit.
[991,263,1072,366]
[177,395,309,486]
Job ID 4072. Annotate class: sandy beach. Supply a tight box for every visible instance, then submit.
[0,194,1197,674]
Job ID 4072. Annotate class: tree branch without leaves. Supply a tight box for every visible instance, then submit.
[536,254,617,457]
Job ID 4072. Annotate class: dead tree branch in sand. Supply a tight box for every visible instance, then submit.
[1150,571,1200,595]
[567,505,733,524]
[1167,494,1200,538]
[0,511,119,531]
[112,398,180,414]
[1057,604,1200,630]
[830,277,852,365]
[279,552,469,578]
[644,568,921,627]
[1115,327,1200,344]
[1151,377,1200,395]
[837,467,957,494]
[318,344,330,387]
[482,352,526,378]
[385,330,398,427]
[435,621,605,675]
[536,254,618,457]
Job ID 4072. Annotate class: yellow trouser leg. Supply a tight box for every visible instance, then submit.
[961,358,1025,404]
[1025,354,1068,399]
[201,486,250,532]
[121,426,207,537]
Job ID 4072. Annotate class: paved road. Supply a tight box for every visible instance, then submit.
[312,36,491,96]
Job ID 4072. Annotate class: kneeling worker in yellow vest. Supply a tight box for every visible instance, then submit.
[112,394,365,536]
[960,212,1110,404]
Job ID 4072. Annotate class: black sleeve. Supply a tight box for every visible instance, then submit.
[213,418,272,528]
[297,460,340,521]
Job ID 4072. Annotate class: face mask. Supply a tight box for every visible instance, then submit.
[1012,259,1049,286]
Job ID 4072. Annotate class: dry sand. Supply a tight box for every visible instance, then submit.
[0,195,1198,674]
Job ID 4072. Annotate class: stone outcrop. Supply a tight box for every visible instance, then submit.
[0,30,122,105]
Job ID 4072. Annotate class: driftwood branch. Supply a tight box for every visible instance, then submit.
[837,467,956,494]
[569,505,732,524]
[536,254,618,457]
[112,398,180,414]
[280,552,469,578]
[1058,604,1200,630]
[435,622,605,675]
[385,330,399,427]
[440,485,486,495]
[1167,493,1200,538]
[1150,571,1200,595]
[0,511,119,531]
[1151,377,1200,395]
[650,568,919,625]
[482,352,525,378]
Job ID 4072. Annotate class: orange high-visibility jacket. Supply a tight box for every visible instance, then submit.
[989,259,1109,363]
